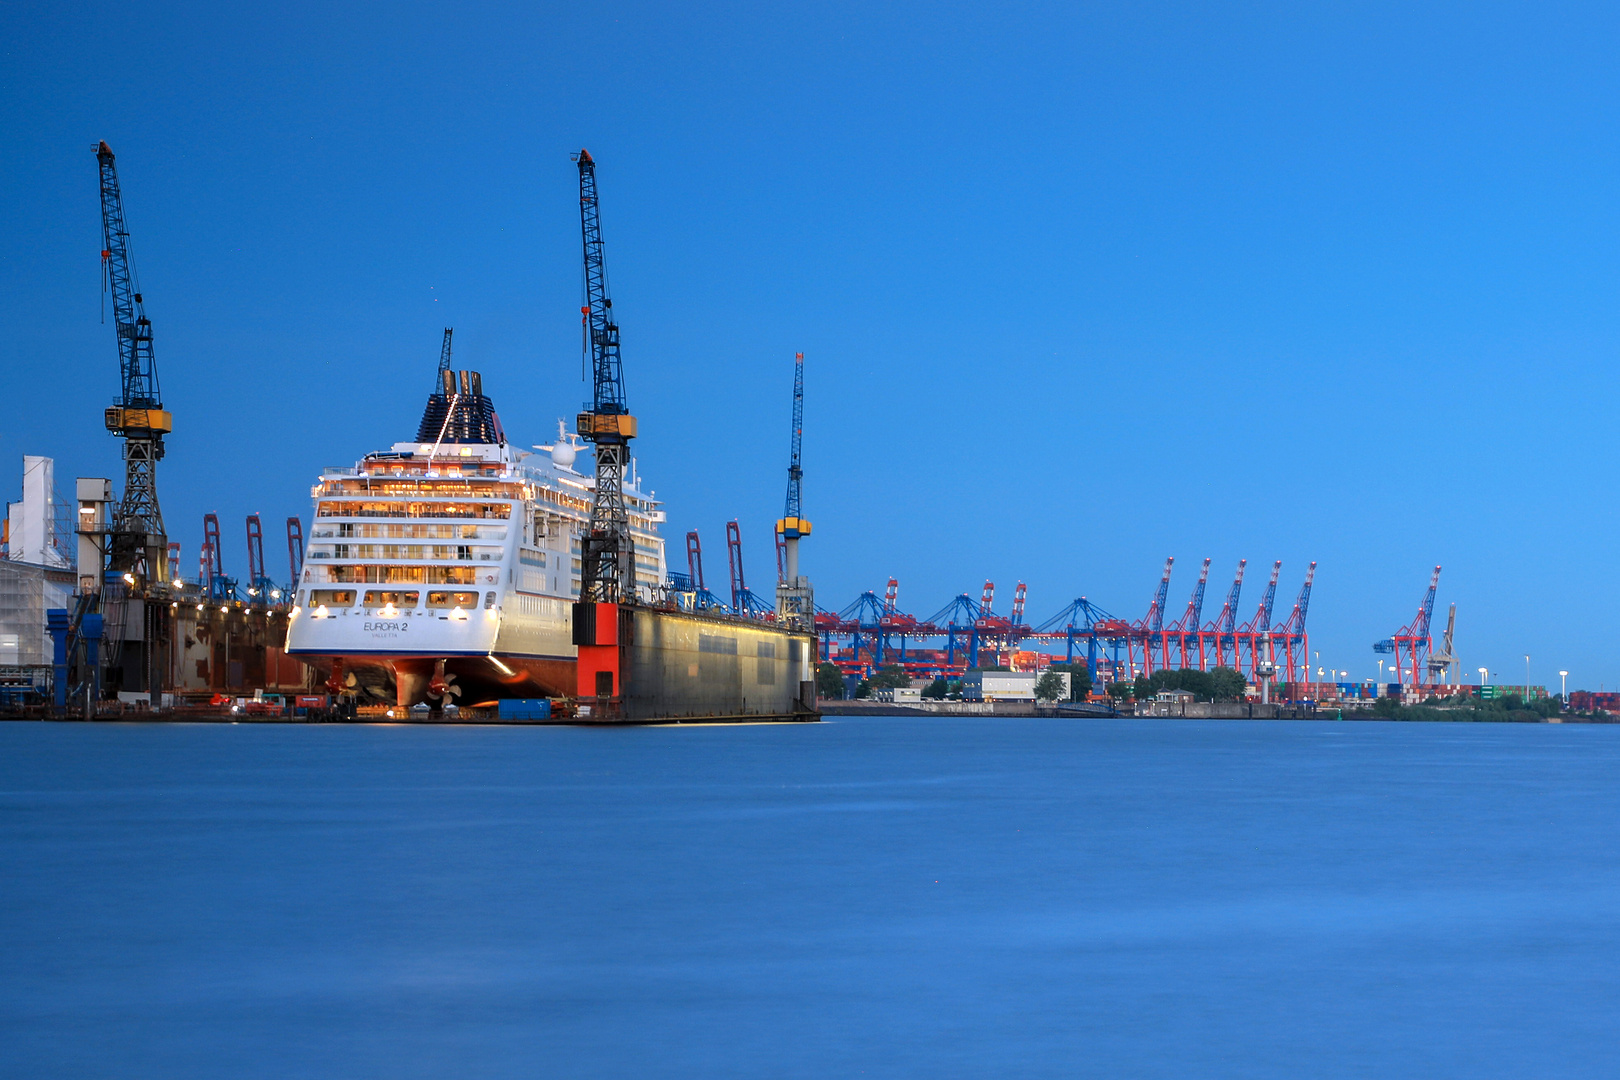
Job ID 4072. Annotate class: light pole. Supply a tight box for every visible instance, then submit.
[1378,659,1385,682]
[1525,655,1531,700]
[1559,670,1568,705]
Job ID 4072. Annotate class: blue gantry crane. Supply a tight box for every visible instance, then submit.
[1034,597,1128,682]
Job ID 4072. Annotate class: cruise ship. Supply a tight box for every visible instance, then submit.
[284,369,667,711]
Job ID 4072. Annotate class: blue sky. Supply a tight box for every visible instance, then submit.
[3,1,1617,688]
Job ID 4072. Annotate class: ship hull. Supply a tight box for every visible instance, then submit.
[297,651,574,707]
[286,597,577,707]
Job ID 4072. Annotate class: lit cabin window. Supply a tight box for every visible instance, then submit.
[362,590,420,609]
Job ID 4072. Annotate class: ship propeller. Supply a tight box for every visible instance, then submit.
[428,671,462,701]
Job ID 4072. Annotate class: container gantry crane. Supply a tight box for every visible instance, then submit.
[287,518,305,591]
[925,592,987,669]
[1032,597,1129,682]
[1375,566,1442,688]
[1428,603,1458,685]
[1272,562,1315,684]
[1203,559,1246,669]
[244,515,279,602]
[96,141,171,589]
[1237,560,1282,676]
[201,513,235,602]
[1163,558,1211,670]
[1128,557,1174,675]
[725,521,773,618]
[775,352,813,628]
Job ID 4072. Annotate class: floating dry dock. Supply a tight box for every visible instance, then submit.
[573,602,816,722]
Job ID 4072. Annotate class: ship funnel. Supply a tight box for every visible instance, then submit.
[417,370,507,446]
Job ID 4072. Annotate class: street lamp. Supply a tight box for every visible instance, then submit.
[1525,655,1531,699]
[1559,670,1569,704]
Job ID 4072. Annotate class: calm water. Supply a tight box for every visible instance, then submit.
[3,716,1619,1077]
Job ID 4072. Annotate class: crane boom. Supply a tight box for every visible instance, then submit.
[572,150,635,603]
[287,518,305,587]
[1242,560,1282,632]
[433,327,453,393]
[98,143,166,427]
[1175,558,1211,630]
[1213,560,1246,633]
[96,141,170,584]
[1142,557,1174,631]
[783,352,805,520]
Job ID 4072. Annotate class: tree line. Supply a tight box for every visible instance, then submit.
[815,662,1249,703]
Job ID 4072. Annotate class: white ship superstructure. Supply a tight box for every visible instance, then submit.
[285,373,665,708]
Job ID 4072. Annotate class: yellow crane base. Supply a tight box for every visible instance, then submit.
[105,407,173,435]
[576,412,636,440]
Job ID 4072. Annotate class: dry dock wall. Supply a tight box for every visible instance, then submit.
[619,607,816,722]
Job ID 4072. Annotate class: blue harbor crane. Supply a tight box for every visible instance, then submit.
[96,141,171,587]
[572,150,635,604]
[775,351,813,627]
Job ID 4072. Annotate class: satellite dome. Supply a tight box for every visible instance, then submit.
[551,440,576,468]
